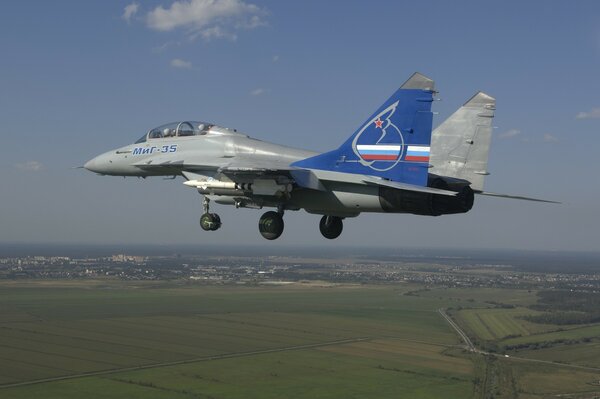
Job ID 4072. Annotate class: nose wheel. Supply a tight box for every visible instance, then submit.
[200,213,221,231]
[200,196,221,231]
[319,216,343,239]
[259,211,284,240]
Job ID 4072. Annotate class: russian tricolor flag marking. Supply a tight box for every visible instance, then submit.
[356,145,401,161]
[404,146,430,162]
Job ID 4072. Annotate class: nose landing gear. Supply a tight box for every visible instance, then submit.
[319,215,343,239]
[200,196,221,231]
[200,213,221,231]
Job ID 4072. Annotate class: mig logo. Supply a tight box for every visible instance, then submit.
[352,101,404,172]
[132,145,177,156]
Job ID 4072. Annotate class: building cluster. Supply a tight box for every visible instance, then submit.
[0,255,598,291]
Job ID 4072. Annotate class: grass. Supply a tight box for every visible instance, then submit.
[501,324,600,347]
[2,341,475,399]
[455,307,558,341]
[0,281,466,398]
[516,366,600,397]
[517,341,600,368]
[2,280,600,398]
[416,287,539,307]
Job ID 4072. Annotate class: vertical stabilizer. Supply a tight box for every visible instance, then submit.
[429,92,495,191]
[293,72,436,187]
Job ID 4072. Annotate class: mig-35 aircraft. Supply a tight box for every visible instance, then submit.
[84,73,556,240]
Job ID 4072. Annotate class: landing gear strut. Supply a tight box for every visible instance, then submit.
[319,215,343,239]
[200,197,221,231]
[259,210,284,240]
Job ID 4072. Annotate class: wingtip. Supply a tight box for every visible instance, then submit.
[400,72,435,91]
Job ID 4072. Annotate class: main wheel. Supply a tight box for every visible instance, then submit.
[259,211,284,240]
[200,213,221,231]
[319,216,343,239]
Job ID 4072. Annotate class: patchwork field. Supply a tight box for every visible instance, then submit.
[455,308,559,342]
[3,340,476,399]
[2,281,600,398]
[417,287,540,307]
[0,281,472,398]
[501,324,600,347]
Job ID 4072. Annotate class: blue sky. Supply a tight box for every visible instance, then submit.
[1,1,599,250]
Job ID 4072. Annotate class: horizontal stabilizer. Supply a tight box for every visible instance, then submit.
[292,169,457,196]
[476,191,560,204]
[362,176,457,196]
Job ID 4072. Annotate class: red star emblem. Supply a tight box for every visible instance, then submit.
[374,118,383,128]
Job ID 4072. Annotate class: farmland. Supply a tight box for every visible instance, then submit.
[454,308,558,342]
[1,274,600,398]
[0,281,473,398]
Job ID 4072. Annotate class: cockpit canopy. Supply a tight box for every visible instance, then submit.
[135,121,214,143]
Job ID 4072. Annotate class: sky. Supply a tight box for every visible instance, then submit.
[0,0,599,251]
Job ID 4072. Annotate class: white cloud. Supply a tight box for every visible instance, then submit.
[170,58,193,69]
[542,134,559,143]
[498,129,521,139]
[575,107,600,119]
[153,41,181,53]
[242,14,266,29]
[250,88,266,96]
[122,2,139,23]
[146,0,266,40]
[198,25,236,40]
[15,161,43,172]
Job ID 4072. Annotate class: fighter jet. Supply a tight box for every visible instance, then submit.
[84,73,556,240]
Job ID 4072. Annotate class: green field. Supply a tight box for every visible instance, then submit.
[3,340,475,399]
[417,287,539,307]
[517,341,600,368]
[455,308,559,342]
[501,324,600,347]
[2,281,600,398]
[0,281,472,398]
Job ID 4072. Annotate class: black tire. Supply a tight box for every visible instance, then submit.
[209,213,221,231]
[319,216,343,239]
[259,211,284,240]
[200,213,221,231]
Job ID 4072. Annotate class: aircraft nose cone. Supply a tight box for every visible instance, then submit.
[84,158,95,171]
[84,157,102,173]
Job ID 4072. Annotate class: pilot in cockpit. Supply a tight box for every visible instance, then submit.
[163,128,174,137]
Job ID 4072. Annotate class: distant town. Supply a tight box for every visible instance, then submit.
[2,253,599,292]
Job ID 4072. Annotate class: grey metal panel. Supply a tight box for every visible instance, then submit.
[303,169,457,196]
[400,72,435,91]
[429,91,495,191]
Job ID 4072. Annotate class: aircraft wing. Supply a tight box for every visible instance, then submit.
[137,155,457,197]
[218,156,296,175]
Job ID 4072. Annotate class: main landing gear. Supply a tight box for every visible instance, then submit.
[257,211,344,240]
[200,197,221,231]
[198,198,344,241]
[259,209,284,240]
[319,216,343,239]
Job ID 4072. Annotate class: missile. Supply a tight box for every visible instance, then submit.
[183,179,238,190]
